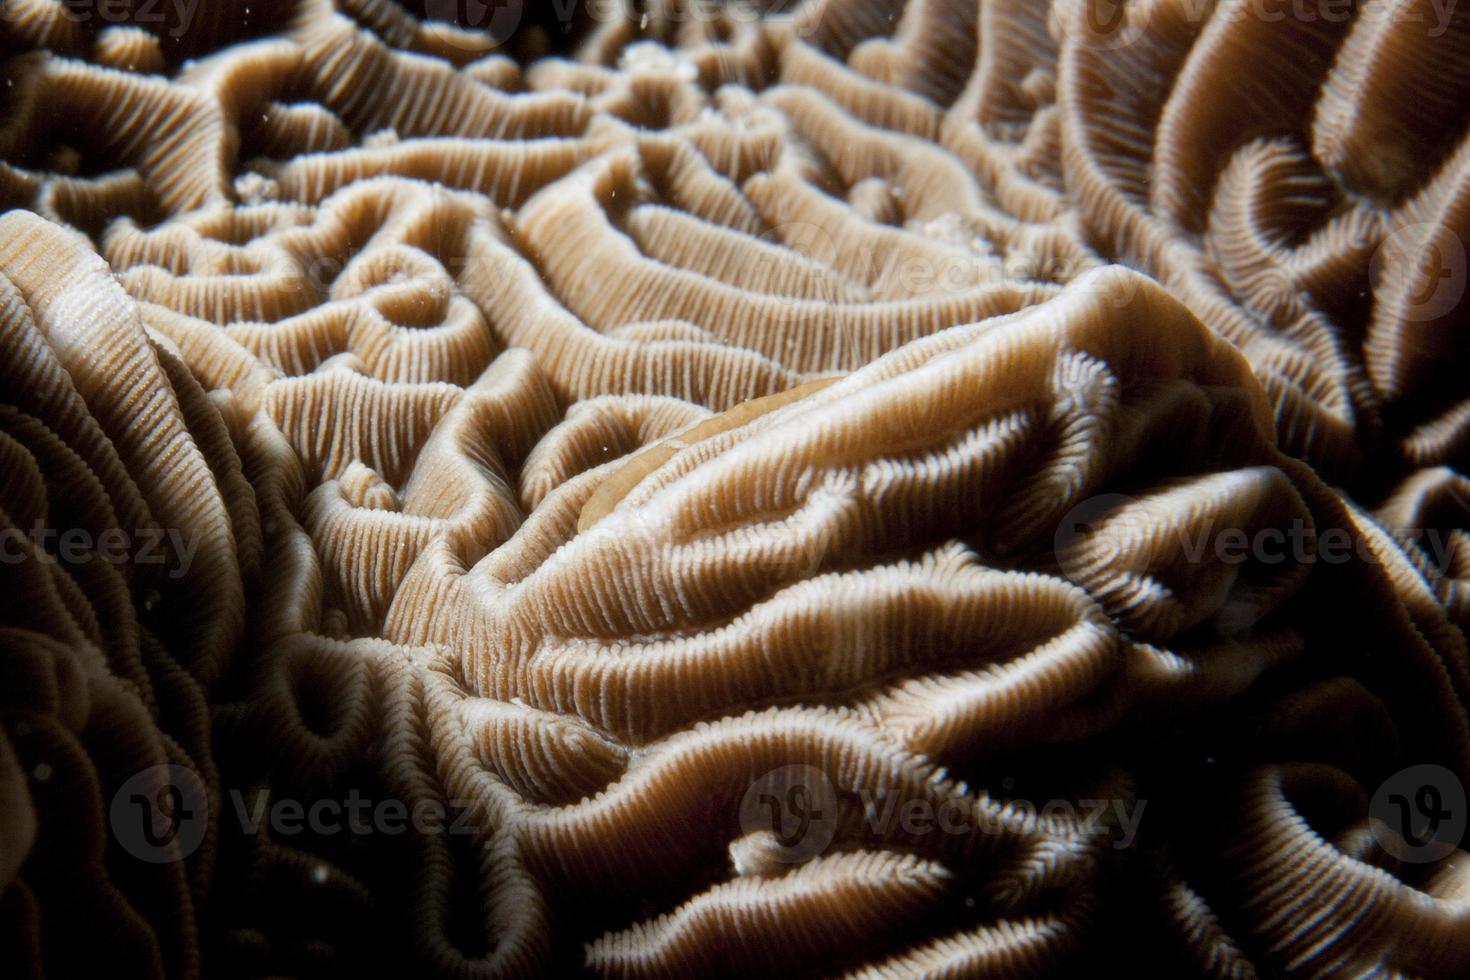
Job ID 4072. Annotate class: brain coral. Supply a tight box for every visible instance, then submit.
[1,0,1469,977]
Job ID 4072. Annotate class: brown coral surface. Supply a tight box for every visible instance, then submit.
[2,0,1470,976]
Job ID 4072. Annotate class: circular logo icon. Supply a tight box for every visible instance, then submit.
[1369,763,1466,863]
[1050,0,1152,53]
[110,764,208,864]
[1370,222,1467,322]
[738,764,837,863]
[422,0,524,45]
[750,220,843,327]
[1053,492,1137,584]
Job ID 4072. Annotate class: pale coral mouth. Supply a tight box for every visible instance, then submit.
[2,1,1470,977]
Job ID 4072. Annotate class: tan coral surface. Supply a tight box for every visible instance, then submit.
[2,1,1470,977]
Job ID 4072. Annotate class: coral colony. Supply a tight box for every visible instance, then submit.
[2,1,1469,977]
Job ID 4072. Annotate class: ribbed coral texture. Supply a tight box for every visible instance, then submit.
[1,0,1469,976]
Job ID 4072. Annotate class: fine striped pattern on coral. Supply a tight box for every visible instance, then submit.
[2,1,1470,977]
